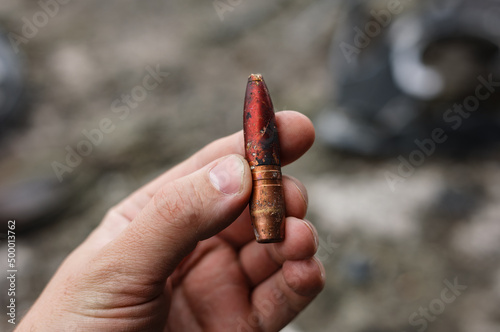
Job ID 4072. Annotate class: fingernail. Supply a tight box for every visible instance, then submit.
[209,155,245,195]
[313,256,326,282]
[302,219,319,250]
[287,175,308,208]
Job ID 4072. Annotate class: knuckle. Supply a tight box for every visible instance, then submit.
[152,179,205,229]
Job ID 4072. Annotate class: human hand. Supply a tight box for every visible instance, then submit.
[17,111,324,332]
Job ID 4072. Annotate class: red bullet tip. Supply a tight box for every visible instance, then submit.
[243,74,281,167]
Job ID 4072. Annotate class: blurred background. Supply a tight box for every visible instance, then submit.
[1,0,500,331]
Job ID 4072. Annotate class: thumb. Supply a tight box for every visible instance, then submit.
[98,154,251,283]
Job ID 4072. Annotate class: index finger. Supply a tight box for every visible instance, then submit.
[113,111,315,222]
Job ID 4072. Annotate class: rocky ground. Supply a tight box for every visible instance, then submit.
[0,0,499,331]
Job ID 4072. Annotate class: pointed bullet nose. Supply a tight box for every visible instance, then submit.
[248,73,263,81]
[243,74,280,167]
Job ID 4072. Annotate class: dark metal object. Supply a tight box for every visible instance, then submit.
[318,0,500,156]
[243,74,285,243]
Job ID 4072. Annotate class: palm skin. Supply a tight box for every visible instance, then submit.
[166,221,321,331]
[168,237,257,331]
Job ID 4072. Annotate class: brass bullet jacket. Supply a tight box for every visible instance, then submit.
[249,165,286,243]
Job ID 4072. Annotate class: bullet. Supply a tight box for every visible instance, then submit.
[243,74,285,243]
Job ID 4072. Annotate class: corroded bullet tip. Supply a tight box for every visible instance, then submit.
[248,73,263,81]
[243,75,281,168]
[243,74,285,243]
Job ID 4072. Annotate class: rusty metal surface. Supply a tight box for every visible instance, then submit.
[249,165,286,243]
[244,74,285,243]
[244,74,281,168]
